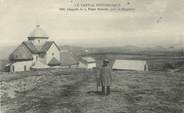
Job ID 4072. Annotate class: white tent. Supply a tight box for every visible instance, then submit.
[112,60,148,71]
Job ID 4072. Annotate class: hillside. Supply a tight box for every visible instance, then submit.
[59,45,183,57]
[1,69,184,113]
[0,45,183,59]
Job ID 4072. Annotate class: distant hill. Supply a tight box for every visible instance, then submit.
[0,45,183,60]
[60,45,184,57]
[60,45,87,55]
[0,46,16,60]
[87,45,142,54]
[0,59,9,71]
[88,46,181,54]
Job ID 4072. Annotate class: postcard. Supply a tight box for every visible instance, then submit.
[0,0,183,113]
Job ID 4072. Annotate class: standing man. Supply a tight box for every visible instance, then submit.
[99,59,112,95]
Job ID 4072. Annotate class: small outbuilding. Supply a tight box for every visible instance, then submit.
[78,57,96,69]
[112,59,148,71]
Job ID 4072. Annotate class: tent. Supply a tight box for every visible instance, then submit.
[112,60,148,71]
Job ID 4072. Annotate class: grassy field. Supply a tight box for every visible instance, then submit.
[0,69,184,113]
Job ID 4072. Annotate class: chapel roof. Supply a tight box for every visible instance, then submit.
[9,44,33,61]
[48,57,61,66]
[22,41,59,54]
[23,41,40,53]
[28,25,49,40]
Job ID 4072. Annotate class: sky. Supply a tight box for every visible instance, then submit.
[0,0,184,47]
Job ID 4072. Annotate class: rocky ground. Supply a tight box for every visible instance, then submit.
[0,69,184,113]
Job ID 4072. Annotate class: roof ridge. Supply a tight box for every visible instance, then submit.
[23,41,39,53]
[40,41,60,52]
[9,43,33,61]
[22,41,32,52]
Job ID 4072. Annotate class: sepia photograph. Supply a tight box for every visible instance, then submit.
[0,0,184,113]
